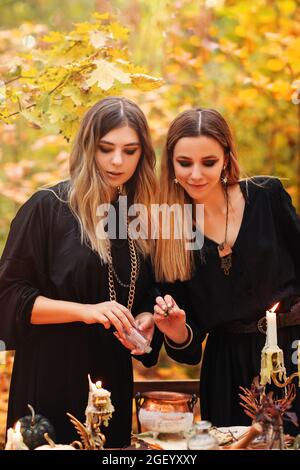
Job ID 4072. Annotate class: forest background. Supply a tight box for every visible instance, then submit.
[0,0,299,443]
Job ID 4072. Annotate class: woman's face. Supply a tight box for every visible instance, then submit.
[95,125,142,188]
[173,135,225,201]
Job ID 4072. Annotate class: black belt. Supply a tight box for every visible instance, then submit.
[223,300,300,335]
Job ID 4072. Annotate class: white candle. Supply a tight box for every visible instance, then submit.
[5,421,28,450]
[266,309,278,348]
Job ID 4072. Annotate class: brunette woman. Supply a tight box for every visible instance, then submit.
[153,108,300,431]
[0,97,162,447]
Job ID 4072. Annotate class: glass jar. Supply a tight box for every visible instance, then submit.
[187,421,219,450]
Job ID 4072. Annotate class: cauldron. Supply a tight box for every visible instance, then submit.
[136,391,197,435]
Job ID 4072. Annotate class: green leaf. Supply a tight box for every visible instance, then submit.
[61,86,83,106]
[36,93,51,113]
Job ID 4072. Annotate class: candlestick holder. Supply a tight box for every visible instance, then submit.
[271,368,300,388]
[260,303,300,389]
[260,345,287,386]
[67,375,114,450]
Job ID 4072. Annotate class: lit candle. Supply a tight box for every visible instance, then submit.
[88,375,109,398]
[266,302,280,348]
[5,421,29,450]
[260,302,287,386]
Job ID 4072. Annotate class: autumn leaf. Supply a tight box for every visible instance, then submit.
[61,86,83,106]
[89,31,108,49]
[20,109,43,128]
[60,116,80,141]
[109,22,129,41]
[131,73,164,91]
[85,59,131,90]
[36,93,51,113]
[0,13,162,140]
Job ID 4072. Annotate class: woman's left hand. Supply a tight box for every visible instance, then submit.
[113,312,154,355]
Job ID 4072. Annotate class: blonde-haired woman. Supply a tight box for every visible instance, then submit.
[0,97,162,448]
[153,108,300,433]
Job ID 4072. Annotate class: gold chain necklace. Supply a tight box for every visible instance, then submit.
[107,234,138,312]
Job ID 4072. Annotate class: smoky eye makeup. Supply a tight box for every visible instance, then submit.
[98,144,112,153]
[123,147,139,155]
[202,159,218,167]
[177,160,192,167]
[176,158,219,168]
[98,144,139,155]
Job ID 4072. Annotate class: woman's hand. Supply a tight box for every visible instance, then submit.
[81,301,135,336]
[154,295,188,344]
[113,312,154,355]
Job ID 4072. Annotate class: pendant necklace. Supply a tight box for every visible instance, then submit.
[217,185,232,275]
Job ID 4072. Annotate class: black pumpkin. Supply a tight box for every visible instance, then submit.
[19,404,56,450]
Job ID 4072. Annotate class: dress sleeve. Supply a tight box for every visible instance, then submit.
[132,258,163,368]
[0,191,52,350]
[158,280,205,365]
[273,179,300,287]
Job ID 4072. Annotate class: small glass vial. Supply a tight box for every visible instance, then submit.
[187,421,219,450]
[123,328,152,354]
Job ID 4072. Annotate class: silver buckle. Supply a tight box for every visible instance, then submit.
[257,316,267,334]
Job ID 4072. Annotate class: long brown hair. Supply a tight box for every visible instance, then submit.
[153,108,240,282]
[66,96,157,263]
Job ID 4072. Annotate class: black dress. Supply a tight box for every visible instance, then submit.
[0,181,162,448]
[160,177,300,431]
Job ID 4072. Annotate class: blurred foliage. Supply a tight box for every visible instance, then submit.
[137,0,300,200]
[1,0,299,250]
[0,12,163,140]
[0,10,162,253]
[0,0,96,29]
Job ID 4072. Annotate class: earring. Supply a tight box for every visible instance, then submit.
[221,166,228,185]
[174,178,178,184]
[117,186,121,194]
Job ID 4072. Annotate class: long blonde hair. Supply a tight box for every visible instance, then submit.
[153,108,240,282]
[65,96,156,263]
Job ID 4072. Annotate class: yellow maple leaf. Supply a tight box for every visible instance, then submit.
[42,31,65,44]
[49,105,67,124]
[86,59,131,90]
[61,86,83,106]
[89,31,109,49]
[110,22,129,41]
[130,74,164,91]
[21,108,44,128]
[60,117,79,141]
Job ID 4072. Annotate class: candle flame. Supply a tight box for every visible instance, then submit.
[96,381,102,388]
[270,302,280,313]
[14,421,21,433]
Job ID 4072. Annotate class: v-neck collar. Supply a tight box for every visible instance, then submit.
[203,180,249,251]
